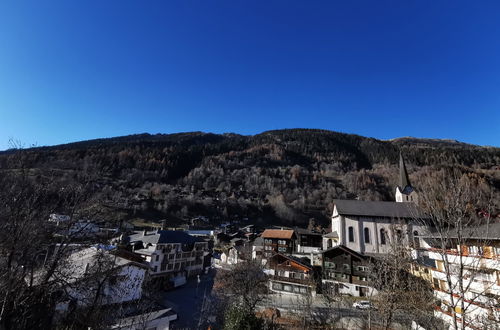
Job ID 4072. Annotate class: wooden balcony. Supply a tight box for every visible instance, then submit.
[270,275,312,286]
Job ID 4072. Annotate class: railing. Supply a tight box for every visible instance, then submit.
[270,275,312,286]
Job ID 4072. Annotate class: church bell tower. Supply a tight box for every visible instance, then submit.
[395,153,418,203]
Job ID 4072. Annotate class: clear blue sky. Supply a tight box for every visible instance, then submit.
[1,1,499,150]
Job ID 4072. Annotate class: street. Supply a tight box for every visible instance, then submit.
[161,270,215,330]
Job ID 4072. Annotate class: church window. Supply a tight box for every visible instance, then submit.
[364,228,370,244]
[348,227,355,242]
[380,228,386,245]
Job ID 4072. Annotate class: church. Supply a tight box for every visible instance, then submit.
[323,154,428,255]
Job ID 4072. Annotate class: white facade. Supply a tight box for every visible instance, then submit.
[395,187,418,203]
[112,308,177,330]
[322,279,377,297]
[55,248,147,312]
[331,206,427,255]
[426,248,500,329]
[139,241,208,279]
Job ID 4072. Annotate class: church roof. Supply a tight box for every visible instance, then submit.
[333,199,426,219]
[398,153,412,193]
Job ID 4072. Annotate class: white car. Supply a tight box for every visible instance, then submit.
[352,300,375,310]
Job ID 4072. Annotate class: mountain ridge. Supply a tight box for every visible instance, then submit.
[1,129,498,226]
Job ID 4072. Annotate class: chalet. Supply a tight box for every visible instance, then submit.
[217,245,248,267]
[129,230,209,288]
[294,227,323,253]
[252,236,264,262]
[265,253,318,295]
[262,229,296,258]
[321,245,376,297]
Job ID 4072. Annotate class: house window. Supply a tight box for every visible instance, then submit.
[272,283,283,291]
[278,240,287,245]
[348,226,355,242]
[278,247,287,252]
[343,264,350,271]
[155,255,160,262]
[364,228,370,244]
[380,228,386,245]
[395,229,403,242]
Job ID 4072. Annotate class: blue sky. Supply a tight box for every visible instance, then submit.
[1,1,499,150]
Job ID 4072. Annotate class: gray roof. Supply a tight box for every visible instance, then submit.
[333,199,425,219]
[294,227,322,236]
[324,231,339,239]
[252,236,264,246]
[445,221,500,240]
[129,230,204,245]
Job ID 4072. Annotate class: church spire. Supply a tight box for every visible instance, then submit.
[399,152,411,189]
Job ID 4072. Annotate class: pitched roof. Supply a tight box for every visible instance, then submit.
[323,231,339,239]
[442,221,500,240]
[293,227,322,236]
[333,199,425,219]
[252,236,264,246]
[261,229,295,239]
[321,245,368,260]
[129,230,204,245]
[399,152,412,191]
[269,253,312,270]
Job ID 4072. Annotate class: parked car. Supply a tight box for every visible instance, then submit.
[352,300,375,310]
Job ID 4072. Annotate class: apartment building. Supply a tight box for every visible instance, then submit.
[129,230,209,288]
[415,222,500,329]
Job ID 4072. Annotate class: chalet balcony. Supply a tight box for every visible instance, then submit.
[322,276,350,284]
[269,275,313,286]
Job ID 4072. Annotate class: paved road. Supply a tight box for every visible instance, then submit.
[257,293,413,326]
[161,270,215,330]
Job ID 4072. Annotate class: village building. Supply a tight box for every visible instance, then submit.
[129,230,209,288]
[53,246,149,312]
[252,236,265,262]
[216,245,249,267]
[415,222,500,329]
[321,245,376,297]
[265,253,318,295]
[395,153,419,203]
[325,154,429,255]
[329,199,428,255]
[262,229,297,259]
[294,227,323,253]
[111,307,178,330]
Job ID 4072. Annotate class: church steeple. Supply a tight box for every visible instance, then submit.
[395,153,417,203]
[399,152,411,190]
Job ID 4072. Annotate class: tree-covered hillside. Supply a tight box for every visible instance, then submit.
[1,129,499,226]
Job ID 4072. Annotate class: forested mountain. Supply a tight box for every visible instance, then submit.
[1,129,499,227]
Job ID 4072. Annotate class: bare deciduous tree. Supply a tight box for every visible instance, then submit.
[415,168,497,329]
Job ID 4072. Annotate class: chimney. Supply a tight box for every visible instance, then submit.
[161,219,167,231]
[143,229,147,236]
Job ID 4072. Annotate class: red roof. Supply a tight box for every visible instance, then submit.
[261,229,295,239]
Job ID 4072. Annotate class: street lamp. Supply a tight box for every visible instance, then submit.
[196,274,201,298]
